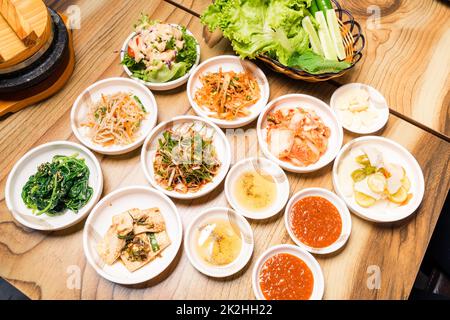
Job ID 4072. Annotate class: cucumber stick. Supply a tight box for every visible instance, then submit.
[316,0,333,12]
[326,9,346,60]
[302,16,323,56]
[309,0,319,15]
[315,11,337,61]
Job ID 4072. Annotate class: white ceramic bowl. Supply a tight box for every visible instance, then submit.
[141,115,231,199]
[5,141,103,231]
[252,244,324,300]
[184,207,254,278]
[330,83,389,134]
[225,157,289,220]
[83,186,182,285]
[332,136,425,222]
[284,188,351,254]
[71,77,158,155]
[187,55,270,128]
[257,94,343,173]
[120,26,200,91]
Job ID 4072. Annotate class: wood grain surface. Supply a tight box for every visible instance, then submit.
[0,0,449,300]
[175,0,450,136]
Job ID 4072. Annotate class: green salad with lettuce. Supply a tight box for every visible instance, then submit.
[201,0,352,75]
[122,15,198,83]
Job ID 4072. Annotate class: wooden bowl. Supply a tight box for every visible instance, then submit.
[257,0,365,82]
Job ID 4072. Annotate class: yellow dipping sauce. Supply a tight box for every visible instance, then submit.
[233,170,277,211]
[195,219,242,266]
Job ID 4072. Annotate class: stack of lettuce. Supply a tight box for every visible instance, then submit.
[201,0,352,75]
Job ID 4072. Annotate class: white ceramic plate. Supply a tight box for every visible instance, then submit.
[225,157,289,220]
[120,26,200,91]
[83,186,182,285]
[257,94,343,173]
[71,77,158,155]
[184,207,254,278]
[330,83,389,134]
[5,141,103,231]
[332,136,425,222]
[187,55,270,128]
[284,188,351,254]
[252,244,324,300]
[141,115,231,199]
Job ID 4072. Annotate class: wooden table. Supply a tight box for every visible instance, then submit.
[0,0,449,300]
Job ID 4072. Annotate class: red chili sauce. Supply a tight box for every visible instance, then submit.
[290,196,342,248]
[259,253,314,300]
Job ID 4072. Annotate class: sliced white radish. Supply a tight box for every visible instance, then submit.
[340,110,353,127]
[336,96,349,110]
[386,163,404,194]
[360,110,377,127]
[387,176,402,195]
[357,87,370,102]
[362,146,383,168]
[352,113,362,130]
[338,153,360,197]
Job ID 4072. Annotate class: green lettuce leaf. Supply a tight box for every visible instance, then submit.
[202,0,310,56]
[176,29,197,69]
[123,53,188,83]
[287,50,351,74]
[201,0,352,74]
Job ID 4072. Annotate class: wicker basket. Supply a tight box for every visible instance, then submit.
[257,0,365,82]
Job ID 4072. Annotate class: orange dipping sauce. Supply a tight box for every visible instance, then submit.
[290,196,342,248]
[259,253,314,300]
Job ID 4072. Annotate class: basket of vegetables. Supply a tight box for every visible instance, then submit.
[201,0,365,82]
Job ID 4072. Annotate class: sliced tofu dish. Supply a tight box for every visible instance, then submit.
[338,146,413,209]
[97,207,171,272]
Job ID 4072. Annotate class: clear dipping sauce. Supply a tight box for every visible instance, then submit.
[233,170,277,212]
[195,219,242,266]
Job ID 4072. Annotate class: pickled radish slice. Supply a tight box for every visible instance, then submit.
[401,176,411,192]
[388,186,408,204]
[355,191,376,208]
[367,173,386,193]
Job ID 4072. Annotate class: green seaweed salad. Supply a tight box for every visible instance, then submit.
[21,154,93,216]
[121,15,198,83]
[201,0,352,74]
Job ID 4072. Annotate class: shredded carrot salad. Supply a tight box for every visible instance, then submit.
[82,92,147,147]
[194,68,260,120]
